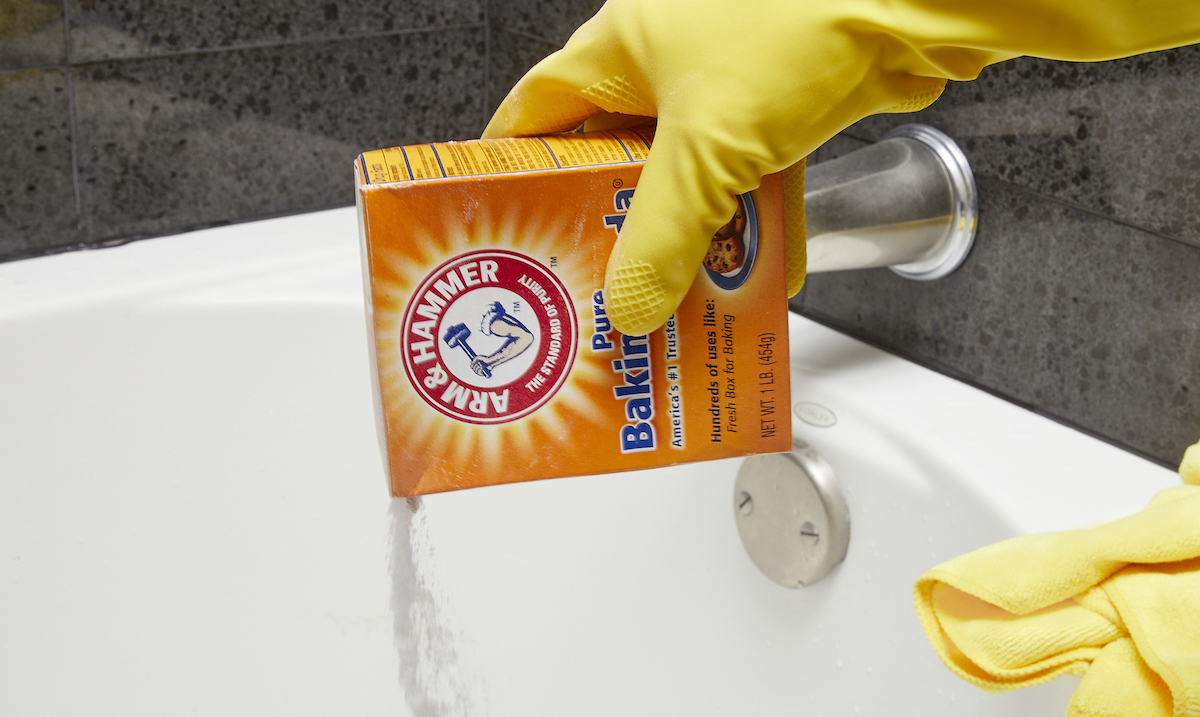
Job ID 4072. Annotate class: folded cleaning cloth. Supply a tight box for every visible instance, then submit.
[914,442,1200,717]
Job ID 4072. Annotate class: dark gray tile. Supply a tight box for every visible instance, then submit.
[487,24,558,117]
[845,45,1200,248]
[0,69,79,259]
[792,179,1200,468]
[489,0,603,46]
[0,0,65,68]
[74,28,486,241]
[68,0,483,62]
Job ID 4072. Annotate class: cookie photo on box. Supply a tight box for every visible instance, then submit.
[703,194,759,290]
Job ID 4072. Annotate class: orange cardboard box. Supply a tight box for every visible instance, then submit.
[356,128,791,496]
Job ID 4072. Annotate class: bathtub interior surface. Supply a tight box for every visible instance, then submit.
[0,210,400,715]
[0,208,1180,715]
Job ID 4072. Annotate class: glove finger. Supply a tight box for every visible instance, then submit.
[603,124,745,336]
[483,50,604,139]
[483,10,655,139]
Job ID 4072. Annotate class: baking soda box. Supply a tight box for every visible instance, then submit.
[356,127,791,497]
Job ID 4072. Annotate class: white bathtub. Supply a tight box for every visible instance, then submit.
[0,208,1179,715]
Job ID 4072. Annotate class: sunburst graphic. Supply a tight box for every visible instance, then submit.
[365,190,619,496]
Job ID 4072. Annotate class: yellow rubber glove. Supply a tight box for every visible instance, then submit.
[484,0,1200,336]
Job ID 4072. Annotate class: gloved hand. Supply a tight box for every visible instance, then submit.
[484,0,1200,336]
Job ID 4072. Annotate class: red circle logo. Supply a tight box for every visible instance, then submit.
[401,250,578,424]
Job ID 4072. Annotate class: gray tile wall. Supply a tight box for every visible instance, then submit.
[794,47,1200,470]
[0,0,597,260]
[3,2,1197,469]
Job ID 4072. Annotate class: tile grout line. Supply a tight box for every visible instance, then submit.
[61,0,86,240]
[976,177,1198,251]
[0,61,69,74]
[837,130,1198,252]
[64,22,486,67]
[1,23,495,73]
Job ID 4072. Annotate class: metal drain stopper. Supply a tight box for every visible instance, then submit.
[733,442,850,588]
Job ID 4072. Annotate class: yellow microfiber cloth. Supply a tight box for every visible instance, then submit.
[915,442,1200,717]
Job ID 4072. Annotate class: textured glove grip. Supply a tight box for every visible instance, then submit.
[782,159,807,298]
